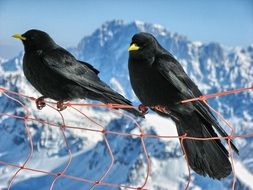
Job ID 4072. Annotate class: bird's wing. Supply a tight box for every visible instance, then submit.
[155,55,239,153]
[41,48,130,103]
[78,60,100,75]
[156,54,202,99]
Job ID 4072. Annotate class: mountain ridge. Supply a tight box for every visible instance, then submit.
[0,20,252,190]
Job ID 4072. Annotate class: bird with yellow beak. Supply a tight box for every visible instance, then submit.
[11,29,142,117]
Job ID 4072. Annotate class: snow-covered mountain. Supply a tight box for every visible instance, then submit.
[0,20,252,190]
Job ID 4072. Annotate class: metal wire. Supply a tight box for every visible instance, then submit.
[0,86,252,190]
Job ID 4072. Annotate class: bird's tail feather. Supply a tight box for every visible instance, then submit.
[84,86,142,117]
[175,114,232,179]
[99,93,142,117]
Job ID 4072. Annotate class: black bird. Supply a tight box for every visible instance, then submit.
[12,29,141,116]
[128,32,239,179]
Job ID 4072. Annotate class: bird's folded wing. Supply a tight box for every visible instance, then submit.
[156,55,202,98]
[156,56,239,154]
[41,48,129,101]
[78,60,100,75]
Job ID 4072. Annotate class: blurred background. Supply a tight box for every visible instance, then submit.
[0,0,253,190]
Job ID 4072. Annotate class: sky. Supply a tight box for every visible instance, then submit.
[0,0,253,59]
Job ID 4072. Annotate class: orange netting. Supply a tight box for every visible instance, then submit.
[0,86,252,190]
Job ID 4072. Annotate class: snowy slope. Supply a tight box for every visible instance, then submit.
[0,20,253,190]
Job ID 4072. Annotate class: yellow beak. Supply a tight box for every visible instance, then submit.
[128,43,140,51]
[12,34,26,41]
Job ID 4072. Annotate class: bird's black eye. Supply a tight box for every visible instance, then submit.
[142,43,147,47]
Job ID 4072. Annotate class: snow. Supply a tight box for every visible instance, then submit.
[235,160,253,188]
[145,113,177,137]
[149,157,187,190]
[134,20,145,26]
[109,77,126,97]
[0,20,253,189]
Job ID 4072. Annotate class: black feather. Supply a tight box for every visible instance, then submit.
[128,32,238,179]
[78,60,100,75]
[18,29,141,117]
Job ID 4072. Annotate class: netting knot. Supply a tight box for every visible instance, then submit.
[23,115,29,120]
[57,172,63,176]
[94,180,100,185]
[101,129,107,134]
[60,125,66,130]
[199,95,206,101]
[181,133,187,139]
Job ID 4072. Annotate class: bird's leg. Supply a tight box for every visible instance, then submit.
[152,105,168,113]
[138,104,149,116]
[56,100,67,111]
[35,96,47,110]
[151,105,179,121]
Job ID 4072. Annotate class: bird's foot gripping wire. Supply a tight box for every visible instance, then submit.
[151,105,168,113]
[35,96,46,110]
[138,104,149,116]
[56,101,67,111]
[151,105,179,121]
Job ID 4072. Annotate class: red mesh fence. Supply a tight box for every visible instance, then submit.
[0,86,252,190]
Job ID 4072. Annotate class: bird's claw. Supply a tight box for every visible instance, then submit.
[36,96,46,110]
[152,105,167,113]
[138,104,149,116]
[56,101,67,111]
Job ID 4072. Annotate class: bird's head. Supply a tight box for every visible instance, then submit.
[12,29,57,52]
[128,32,159,62]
